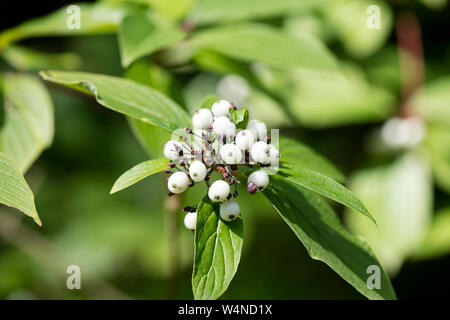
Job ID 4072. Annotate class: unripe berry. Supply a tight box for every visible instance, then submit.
[235,130,255,150]
[211,99,232,117]
[184,211,197,230]
[163,140,181,160]
[248,169,269,190]
[208,180,230,202]
[189,160,207,182]
[247,120,267,140]
[250,141,270,164]
[220,201,240,221]
[212,116,236,136]
[168,172,189,194]
[220,143,243,164]
[192,108,214,130]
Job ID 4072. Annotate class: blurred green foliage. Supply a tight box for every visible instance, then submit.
[0,0,449,299]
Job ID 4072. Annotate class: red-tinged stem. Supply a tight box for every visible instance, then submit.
[395,12,425,118]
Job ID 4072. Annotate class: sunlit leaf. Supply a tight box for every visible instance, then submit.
[321,0,393,58]
[118,12,185,67]
[40,70,191,132]
[0,73,54,172]
[1,45,81,71]
[286,67,396,127]
[229,108,249,129]
[264,175,396,300]
[279,165,375,224]
[411,76,450,127]
[125,61,183,156]
[192,196,243,300]
[188,23,337,71]
[279,136,345,182]
[187,0,320,25]
[0,152,41,226]
[0,2,135,50]
[198,95,219,109]
[110,157,168,193]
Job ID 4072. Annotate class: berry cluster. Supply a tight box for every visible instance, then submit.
[163,100,279,230]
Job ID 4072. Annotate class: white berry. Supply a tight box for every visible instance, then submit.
[220,201,240,221]
[168,172,189,194]
[163,140,181,160]
[212,116,236,136]
[189,160,207,182]
[250,141,270,164]
[211,99,232,118]
[381,117,425,148]
[247,120,267,140]
[208,180,230,202]
[184,212,197,230]
[248,169,269,190]
[220,143,243,164]
[192,108,214,130]
[235,130,255,150]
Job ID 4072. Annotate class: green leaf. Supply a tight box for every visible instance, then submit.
[146,0,195,21]
[188,50,292,127]
[188,23,337,71]
[0,73,54,172]
[0,2,134,50]
[1,45,81,71]
[199,95,219,109]
[321,0,393,58]
[127,117,171,158]
[229,108,249,129]
[187,0,320,25]
[424,125,450,194]
[279,164,375,224]
[111,157,168,194]
[193,50,256,83]
[413,207,450,260]
[411,76,450,127]
[192,196,243,300]
[285,67,396,127]
[125,59,185,105]
[263,175,396,300]
[124,61,183,156]
[279,136,345,182]
[40,70,191,132]
[345,154,433,274]
[118,13,186,67]
[0,152,41,226]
